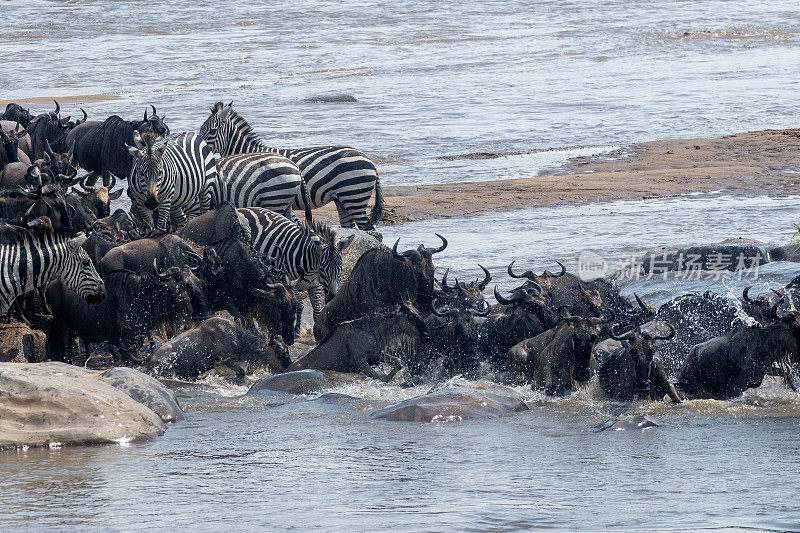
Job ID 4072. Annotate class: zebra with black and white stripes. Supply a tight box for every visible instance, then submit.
[237,207,353,333]
[199,102,383,229]
[0,221,105,315]
[126,131,216,231]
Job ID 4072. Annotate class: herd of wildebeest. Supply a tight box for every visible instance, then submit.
[0,99,798,404]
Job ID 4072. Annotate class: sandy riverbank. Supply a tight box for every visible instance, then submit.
[312,129,800,225]
[0,93,123,107]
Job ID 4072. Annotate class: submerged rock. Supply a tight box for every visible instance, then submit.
[247,369,364,395]
[101,367,184,423]
[303,93,358,103]
[0,362,167,450]
[371,384,528,422]
[594,415,663,432]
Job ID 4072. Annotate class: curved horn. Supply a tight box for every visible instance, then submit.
[477,264,492,290]
[79,175,93,192]
[455,278,466,297]
[558,306,581,323]
[76,108,87,125]
[589,309,616,325]
[182,248,202,269]
[431,300,459,318]
[634,293,651,313]
[470,305,491,317]
[743,286,754,303]
[494,285,526,306]
[108,173,117,191]
[543,260,566,277]
[153,258,177,281]
[440,268,453,292]
[392,237,414,259]
[772,289,783,298]
[652,323,676,341]
[44,139,54,158]
[144,107,148,121]
[507,260,536,280]
[53,100,60,117]
[425,233,448,254]
[150,105,157,116]
[609,324,636,341]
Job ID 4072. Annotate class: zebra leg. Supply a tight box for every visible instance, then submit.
[293,288,304,336]
[198,189,213,215]
[332,198,356,229]
[170,205,188,231]
[308,283,325,321]
[157,199,172,232]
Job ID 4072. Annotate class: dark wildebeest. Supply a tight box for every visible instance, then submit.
[409,298,490,378]
[71,175,123,218]
[0,124,30,170]
[145,317,292,380]
[46,266,195,364]
[28,100,85,159]
[677,308,799,400]
[0,162,42,190]
[81,231,126,268]
[0,183,72,230]
[599,323,681,403]
[436,266,491,312]
[37,140,76,185]
[507,307,614,395]
[289,301,430,382]
[96,209,141,240]
[507,260,608,318]
[313,234,447,341]
[178,201,251,245]
[66,106,169,187]
[98,233,202,274]
[1,103,32,128]
[478,284,557,367]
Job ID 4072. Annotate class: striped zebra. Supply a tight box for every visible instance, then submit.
[199,102,383,229]
[213,152,312,221]
[237,207,353,333]
[0,221,104,315]
[126,131,216,231]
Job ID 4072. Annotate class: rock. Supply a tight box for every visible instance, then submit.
[303,93,358,103]
[247,369,365,395]
[334,228,385,280]
[594,415,663,432]
[0,362,166,450]
[100,367,184,423]
[371,384,528,422]
[0,321,47,363]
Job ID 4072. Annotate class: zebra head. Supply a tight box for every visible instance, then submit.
[127,132,169,213]
[64,233,106,302]
[313,224,355,303]
[199,101,237,156]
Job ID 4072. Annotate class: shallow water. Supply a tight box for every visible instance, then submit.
[4,1,800,530]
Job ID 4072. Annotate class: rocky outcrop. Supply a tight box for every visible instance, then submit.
[0,362,182,450]
[371,383,528,422]
[334,228,385,280]
[0,321,47,363]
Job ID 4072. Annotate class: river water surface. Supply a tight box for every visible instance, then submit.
[3,1,800,531]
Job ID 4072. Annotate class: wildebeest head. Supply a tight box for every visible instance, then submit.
[1,103,32,128]
[73,174,123,218]
[494,283,550,318]
[557,306,616,382]
[19,183,73,230]
[0,123,27,164]
[127,131,169,212]
[610,323,676,398]
[40,139,76,183]
[308,222,354,303]
[252,282,299,345]
[437,265,491,312]
[391,234,448,315]
[29,100,76,155]
[140,105,170,136]
[199,101,236,155]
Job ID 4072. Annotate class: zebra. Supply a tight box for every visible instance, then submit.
[126,131,216,232]
[199,102,383,230]
[0,221,104,315]
[213,152,312,222]
[237,207,353,334]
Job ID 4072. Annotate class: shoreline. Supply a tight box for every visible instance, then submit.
[312,128,800,225]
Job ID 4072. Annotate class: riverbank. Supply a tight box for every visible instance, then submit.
[314,128,800,225]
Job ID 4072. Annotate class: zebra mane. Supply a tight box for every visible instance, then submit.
[299,220,336,246]
[228,109,257,137]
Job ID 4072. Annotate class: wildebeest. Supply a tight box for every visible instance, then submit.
[98,233,202,275]
[96,209,141,240]
[0,124,29,170]
[46,267,193,363]
[436,266,491,311]
[1,103,32,128]
[313,234,447,341]
[28,100,84,159]
[0,162,42,190]
[507,260,606,317]
[599,323,681,402]
[37,140,76,184]
[507,307,614,395]
[71,175,123,219]
[178,201,251,245]
[81,231,126,268]
[677,317,799,400]
[0,183,71,230]
[145,317,292,380]
[66,106,169,186]
[288,301,430,382]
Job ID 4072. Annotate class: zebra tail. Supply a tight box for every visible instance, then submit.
[300,177,313,224]
[368,172,383,228]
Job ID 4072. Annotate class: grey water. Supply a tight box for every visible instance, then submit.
[3,1,800,531]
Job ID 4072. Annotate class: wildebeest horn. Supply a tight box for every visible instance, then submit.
[543,260,566,277]
[144,107,148,121]
[53,100,60,117]
[392,238,415,259]
[153,258,179,281]
[227,101,233,108]
[431,299,458,318]
[151,105,157,116]
[589,309,615,325]
[470,305,491,317]
[558,306,580,323]
[182,249,202,269]
[525,280,544,295]
[610,324,636,341]
[772,289,783,298]
[477,264,491,290]
[494,286,524,306]
[424,233,448,254]
[400,300,428,339]
[652,323,676,341]
[108,173,117,191]
[742,286,754,303]
[634,293,650,313]
[79,175,93,192]
[76,108,87,125]
[251,283,282,297]
[507,260,536,280]
[441,268,453,292]
[455,278,466,297]
[578,282,587,295]
[44,139,54,158]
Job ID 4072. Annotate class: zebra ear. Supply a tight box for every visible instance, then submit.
[68,233,88,249]
[218,106,232,120]
[126,144,141,157]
